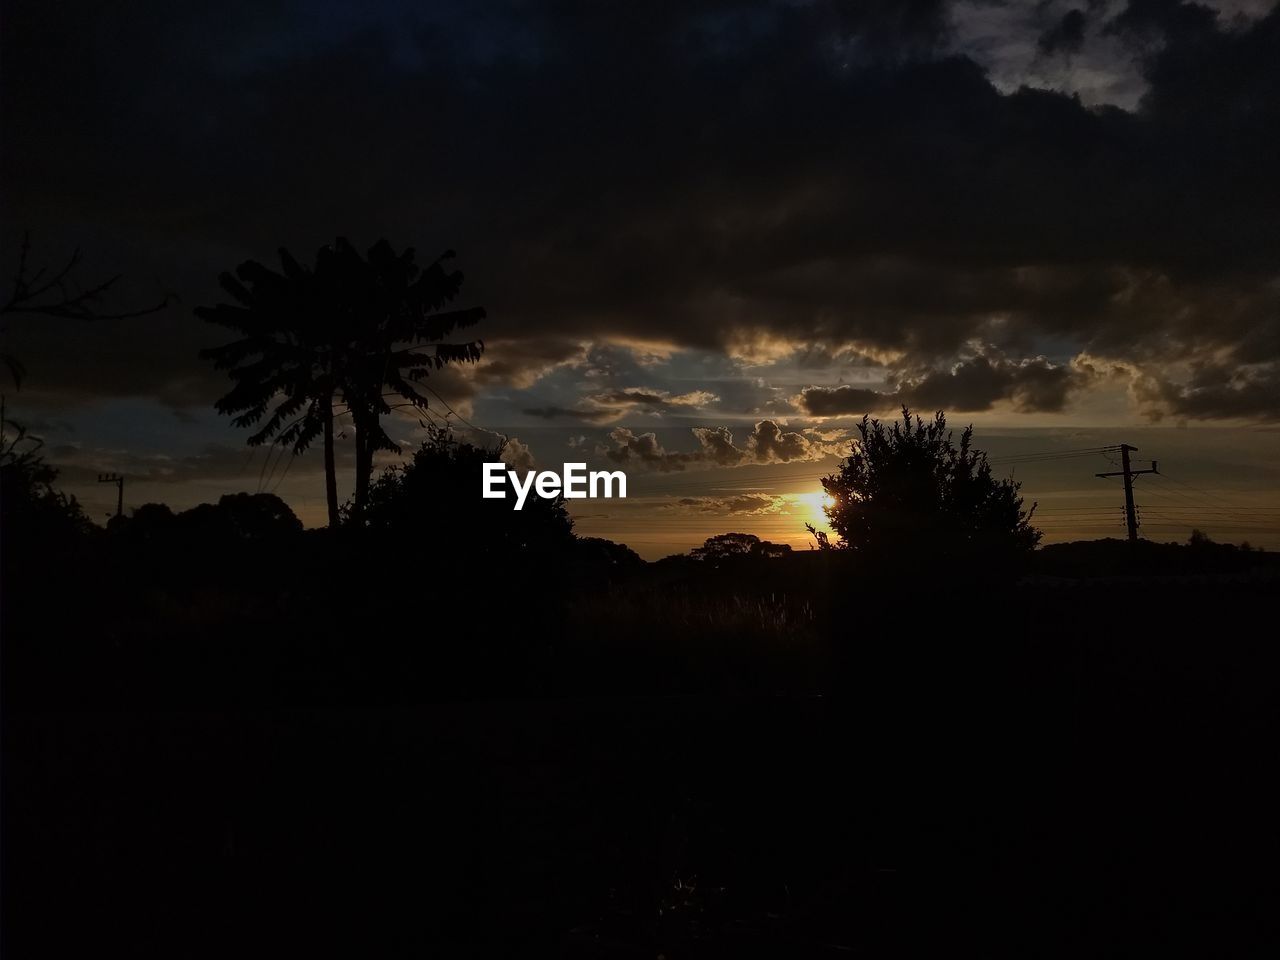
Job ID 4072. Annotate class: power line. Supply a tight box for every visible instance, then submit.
[989,447,1120,466]
[1136,483,1209,512]
[1153,471,1245,511]
[420,384,484,434]
[1144,473,1217,508]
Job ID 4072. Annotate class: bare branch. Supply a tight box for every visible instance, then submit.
[3,232,170,321]
[2,232,172,389]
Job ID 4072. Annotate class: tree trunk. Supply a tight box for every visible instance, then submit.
[353,419,372,522]
[322,393,339,527]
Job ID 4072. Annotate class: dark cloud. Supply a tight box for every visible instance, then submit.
[587,388,713,409]
[1133,359,1280,421]
[49,442,283,486]
[745,419,838,462]
[797,350,1091,416]
[4,0,1279,423]
[664,493,786,515]
[1105,0,1221,48]
[470,339,587,388]
[13,415,77,436]
[895,353,1089,413]
[593,389,669,407]
[524,406,617,423]
[524,386,718,423]
[689,426,746,467]
[600,428,701,472]
[797,385,896,417]
[583,387,718,415]
[1038,8,1089,57]
[602,419,845,471]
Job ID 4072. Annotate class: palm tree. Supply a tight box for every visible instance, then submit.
[198,238,485,525]
[316,238,485,519]
[197,248,345,525]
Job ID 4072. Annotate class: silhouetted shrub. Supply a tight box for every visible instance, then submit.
[112,494,302,542]
[574,536,645,570]
[180,492,303,540]
[116,502,177,540]
[0,415,90,551]
[360,425,573,561]
[816,407,1039,574]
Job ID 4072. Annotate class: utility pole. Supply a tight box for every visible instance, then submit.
[1095,444,1158,542]
[98,472,124,519]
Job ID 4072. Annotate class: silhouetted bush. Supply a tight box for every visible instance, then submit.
[180,492,303,540]
[113,493,302,543]
[574,536,645,571]
[360,425,573,562]
[817,407,1040,575]
[0,415,91,553]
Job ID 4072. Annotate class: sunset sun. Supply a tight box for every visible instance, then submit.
[793,490,835,534]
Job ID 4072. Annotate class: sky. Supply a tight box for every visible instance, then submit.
[3,0,1279,558]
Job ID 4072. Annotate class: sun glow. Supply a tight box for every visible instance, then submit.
[792,490,835,535]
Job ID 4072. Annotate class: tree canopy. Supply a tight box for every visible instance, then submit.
[110,494,303,542]
[690,532,792,563]
[813,408,1040,570]
[0,412,90,552]
[361,426,573,559]
[197,238,485,525]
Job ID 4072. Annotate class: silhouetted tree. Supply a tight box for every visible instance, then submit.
[361,425,572,558]
[575,537,645,571]
[1187,528,1254,554]
[322,239,485,519]
[0,408,90,550]
[121,502,177,540]
[181,493,303,540]
[691,532,792,563]
[112,494,303,542]
[752,540,793,559]
[197,248,345,524]
[1188,528,1213,548]
[198,238,484,526]
[813,408,1040,570]
[691,532,760,561]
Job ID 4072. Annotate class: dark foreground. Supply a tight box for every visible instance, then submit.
[4,542,1280,956]
[8,686,1275,957]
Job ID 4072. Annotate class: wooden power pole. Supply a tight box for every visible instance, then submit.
[97,472,124,519]
[1095,444,1158,541]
